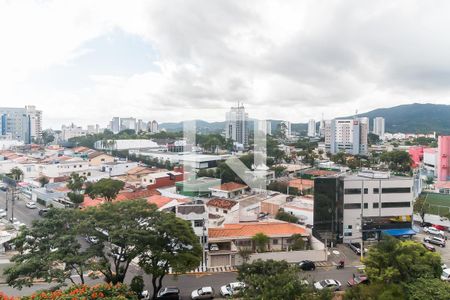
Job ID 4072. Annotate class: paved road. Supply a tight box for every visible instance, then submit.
[0,190,42,226]
[0,263,358,298]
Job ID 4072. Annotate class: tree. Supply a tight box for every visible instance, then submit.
[138,211,202,299]
[405,277,450,300]
[67,172,87,208]
[364,236,441,284]
[130,275,145,299]
[9,167,23,181]
[237,260,332,300]
[4,209,95,289]
[37,175,49,187]
[275,210,298,223]
[380,150,412,173]
[272,165,287,178]
[238,247,253,263]
[41,130,55,145]
[80,200,158,285]
[289,234,306,251]
[85,178,125,202]
[413,194,429,224]
[344,283,405,300]
[368,133,380,145]
[252,233,269,252]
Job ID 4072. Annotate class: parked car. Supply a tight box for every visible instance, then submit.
[191,287,214,299]
[0,209,6,218]
[298,260,316,271]
[209,244,219,251]
[348,243,366,255]
[424,227,445,236]
[424,236,446,247]
[25,201,37,209]
[347,274,369,287]
[85,236,99,244]
[142,287,181,300]
[38,208,49,216]
[220,282,245,297]
[441,268,450,281]
[422,243,436,252]
[314,279,341,291]
[0,184,7,191]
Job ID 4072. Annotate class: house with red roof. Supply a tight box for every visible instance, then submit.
[208,182,248,199]
[207,221,309,267]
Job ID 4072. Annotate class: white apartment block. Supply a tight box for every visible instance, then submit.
[308,119,316,137]
[373,117,385,139]
[225,104,248,147]
[326,118,368,155]
[61,124,87,141]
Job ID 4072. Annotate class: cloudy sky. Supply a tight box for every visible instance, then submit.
[1,0,450,128]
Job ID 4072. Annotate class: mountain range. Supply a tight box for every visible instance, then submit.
[160,103,450,134]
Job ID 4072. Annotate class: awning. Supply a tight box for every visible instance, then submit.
[382,228,417,236]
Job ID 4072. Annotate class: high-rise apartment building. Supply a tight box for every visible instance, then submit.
[150,120,159,133]
[110,117,120,134]
[137,119,147,132]
[0,106,42,144]
[438,136,450,182]
[373,117,385,139]
[280,121,291,138]
[120,118,137,132]
[326,118,369,155]
[225,103,248,147]
[308,119,316,137]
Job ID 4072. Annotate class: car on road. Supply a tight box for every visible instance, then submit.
[424,236,446,247]
[85,236,99,244]
[0,209,6,218]
[348,243,366,255]
[38,208,49,216]
[220,282,245,297]
[191,286,215,299]
[424,226,445,237]
[298,260,316,271]
[25,201,37,209]
[142,287,181,300]
[347,274,369,287]
[422,243,436,252]
[314,279,341,291]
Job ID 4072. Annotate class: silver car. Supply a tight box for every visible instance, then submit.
[191,286,214,299]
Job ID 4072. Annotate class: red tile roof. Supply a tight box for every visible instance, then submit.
[211,182,247,192]
[206,198,238,210]
[146,195,173,208]
[288,179,314,190]
[81,189,160,207]
[209,221,307,239]
[303,169,338,176]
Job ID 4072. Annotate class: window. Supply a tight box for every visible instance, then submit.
[381,202,411,208]
[373,188,379,194]
[194,220,204,227]
[373,203,379,208]
[216,208,219,212]
[344,232,352,236]
[344,203,361,209]
[223,210,228,214]
[344,188,362,195]
[363,203,368,209]
[237,240,251,247]
[364,188,368,194]
[273,239,278,245]
[381,187,411,194]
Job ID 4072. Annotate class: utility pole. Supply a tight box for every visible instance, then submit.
[5,188,8,212]
[11,187,15,222]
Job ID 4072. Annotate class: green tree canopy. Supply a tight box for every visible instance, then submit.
[85,178,125,202]
[237,259,332,300]
[364,236,442,284]
[252,233,270,252]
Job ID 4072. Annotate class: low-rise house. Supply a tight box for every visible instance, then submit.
[141,171,184,189]
[207,221,308,267]
[176,177,221,197]
[206,198,238,216]
[176,201,208,245]
[100,161,139,176]
[88,152,115,166]
[209,182,247,199]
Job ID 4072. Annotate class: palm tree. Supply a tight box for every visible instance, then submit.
[9,167,23,181]
[252,233,270,253]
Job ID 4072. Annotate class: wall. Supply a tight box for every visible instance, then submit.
[246,249,327,264]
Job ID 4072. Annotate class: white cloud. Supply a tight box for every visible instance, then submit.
[1,0,450,128]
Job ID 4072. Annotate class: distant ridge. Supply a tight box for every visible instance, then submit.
[160,103,450,134]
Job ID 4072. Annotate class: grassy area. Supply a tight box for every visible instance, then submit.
[422,193,450,216]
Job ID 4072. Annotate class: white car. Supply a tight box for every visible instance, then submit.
[25,202,37,209]
[209,244,219,251]
[191,287,214,299]
[424,227,445,236]
[314,279,341,291]
[0,209,6,218]
[220,282,245,297]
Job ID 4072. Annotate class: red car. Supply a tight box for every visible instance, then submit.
[347,274,369,287]
[433,224,447,231]
[422,243,436,252]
